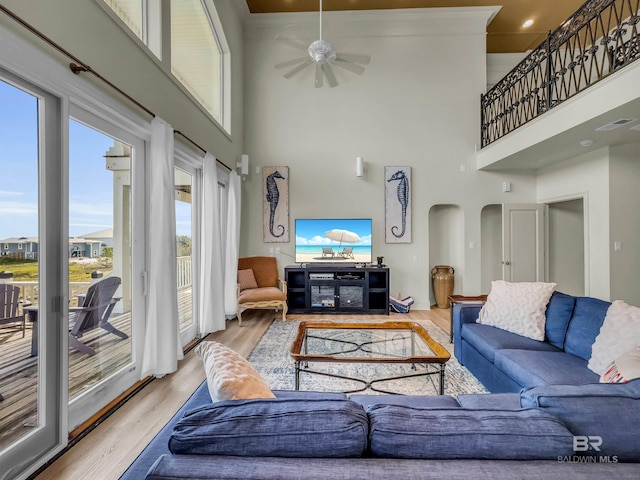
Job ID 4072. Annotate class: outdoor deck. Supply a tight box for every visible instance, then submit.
[0,287,192,451]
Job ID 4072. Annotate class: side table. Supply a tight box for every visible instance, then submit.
[448,294,487,343]
[23,306,39,357]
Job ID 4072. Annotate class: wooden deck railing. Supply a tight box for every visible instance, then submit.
[7,256,192,308]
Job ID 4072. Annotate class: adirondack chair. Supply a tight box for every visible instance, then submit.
[0,284,26,338]
[69,276,127,356]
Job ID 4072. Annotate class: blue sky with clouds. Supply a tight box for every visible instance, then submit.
[295,218,372,246]
[1,80,191,240]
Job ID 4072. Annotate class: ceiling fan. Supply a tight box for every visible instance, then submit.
[274,0,371,88]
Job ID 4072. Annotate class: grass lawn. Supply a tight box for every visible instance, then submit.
[1,258,112,282]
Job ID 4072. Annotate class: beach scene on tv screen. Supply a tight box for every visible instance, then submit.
[295,218,372,263]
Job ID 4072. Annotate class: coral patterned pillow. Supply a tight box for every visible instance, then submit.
[477,280,556,341]
[600,347,640,383]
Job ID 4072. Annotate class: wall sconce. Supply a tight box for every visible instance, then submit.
[237,154,249,176]
[356,156,364,177]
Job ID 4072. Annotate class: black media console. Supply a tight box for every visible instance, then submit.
[285,265,389,315]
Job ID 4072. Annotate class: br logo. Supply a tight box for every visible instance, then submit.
[573,435,603,452]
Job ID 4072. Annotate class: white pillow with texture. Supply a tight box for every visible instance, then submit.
[589,300,640,375]
[196,341,275,402]
[476,280,556,341]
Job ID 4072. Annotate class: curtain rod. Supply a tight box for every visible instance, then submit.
[0,4,232,172]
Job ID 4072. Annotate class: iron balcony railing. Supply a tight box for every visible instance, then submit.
[481,0,640,148]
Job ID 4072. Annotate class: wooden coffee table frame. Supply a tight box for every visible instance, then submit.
[290,321,451,395]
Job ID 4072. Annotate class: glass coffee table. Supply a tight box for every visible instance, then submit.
[290,321,451,395]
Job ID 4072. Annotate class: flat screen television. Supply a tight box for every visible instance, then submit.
[295,218,372,264]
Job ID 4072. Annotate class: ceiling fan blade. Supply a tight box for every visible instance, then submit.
[332,59,366,75]
[324,64,338,88]
[275,36,310,52]
[283,59,314,79]
[275,57,309,69]
[336,53,371,65]
[315,64,324,88]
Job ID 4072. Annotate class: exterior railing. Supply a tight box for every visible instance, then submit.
[7,256,192,308]
[176,256,192,290]
[10,282,88,308]
[481,0,640,147]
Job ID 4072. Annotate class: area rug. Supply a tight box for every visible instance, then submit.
[247,318,488,396]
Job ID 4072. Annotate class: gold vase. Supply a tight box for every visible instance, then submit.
[431,265,455,309]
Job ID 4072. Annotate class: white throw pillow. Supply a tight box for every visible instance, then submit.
[476,280,557,341]
[600,346,640,383]
[589,300,640,375]
[196,341,275,402]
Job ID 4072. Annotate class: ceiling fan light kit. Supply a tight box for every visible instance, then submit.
[308,39,337,64]
[274,0,370,88]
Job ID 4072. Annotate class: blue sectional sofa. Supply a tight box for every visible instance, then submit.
[120,379,640,479]
[119,291,640,479]
[452,291,609,392]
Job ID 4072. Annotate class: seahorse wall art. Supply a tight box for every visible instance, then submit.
[385,166,412,243]
[262,166,290,243]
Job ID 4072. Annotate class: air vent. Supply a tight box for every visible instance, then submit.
[595,118,637,131]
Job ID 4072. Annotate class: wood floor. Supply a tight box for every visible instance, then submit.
[34,308,451,480]
[0,288,194,453]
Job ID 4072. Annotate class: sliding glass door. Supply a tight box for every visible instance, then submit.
[67,107,145,430]
[174,146,203,346]
[0,73,147,476]
[0,70,65,477]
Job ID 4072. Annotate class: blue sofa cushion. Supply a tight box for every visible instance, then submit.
[273,390,348,400]
[520,380,640,462]
[494,349,599,387]
[367,405,574,460]
[564,297,610,361]
[462,323,560,363]
[456,393,522,410]
[168,398,368,458]
[544,292,576,349]
[350,394,461,410]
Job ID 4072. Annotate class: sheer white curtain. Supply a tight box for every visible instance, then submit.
[199,153,226,335]
[141,116,183,378]
[224,171,241,315]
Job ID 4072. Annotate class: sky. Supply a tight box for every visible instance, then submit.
[0,79,191,241]
[295,218,372,246]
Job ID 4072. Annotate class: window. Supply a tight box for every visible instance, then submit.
[171,0,223,123]
[104,0,144,41]
[17,243,22,249]
[102,0,228,128]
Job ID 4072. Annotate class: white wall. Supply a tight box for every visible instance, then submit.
[242,7,539,309]
[537,148,611,299]
[428,205,464,303]
[480,204,502,293]
[548,199,585,296]
[609,144,640,305]
[486,52,528,90]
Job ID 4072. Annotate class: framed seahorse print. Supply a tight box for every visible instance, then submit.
[263,166,289,243]
[385,166,412,243]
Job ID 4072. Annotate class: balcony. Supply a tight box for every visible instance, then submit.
[481,0,640,167]
[0,257,193,451]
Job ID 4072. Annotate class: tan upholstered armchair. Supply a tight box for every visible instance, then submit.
[237,256,287,326]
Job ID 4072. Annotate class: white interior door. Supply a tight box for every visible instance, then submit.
[502,203,546,282]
